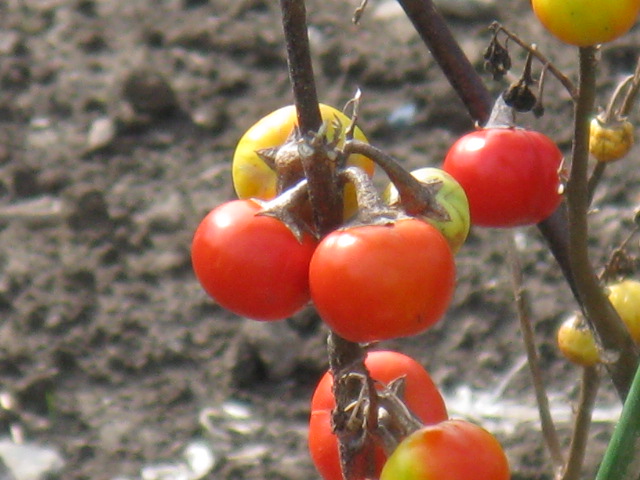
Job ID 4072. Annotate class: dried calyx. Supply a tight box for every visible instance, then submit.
[502,50,538,114]
[256,128,308,195]
[257,178,314,242]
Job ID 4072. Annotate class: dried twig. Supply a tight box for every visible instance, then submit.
[507,233,565,473]
[489,22,578,101]
[560,366,601,480]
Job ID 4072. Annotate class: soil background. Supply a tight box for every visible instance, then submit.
[1,1,640,479]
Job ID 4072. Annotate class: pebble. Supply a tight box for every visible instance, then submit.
[183,441,216,478]
[387,102,418,128]
[238,321,302,381]
[0,439,64,480]
[0,196,64,227]
[199,400,262,439]
[189,105,226,132]
[86,117,117,153]
[141,192,186,233]
[220,400,252,420]
[138,440,216,480]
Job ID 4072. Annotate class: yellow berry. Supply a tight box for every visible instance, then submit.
[232,104,374,219]
[607,279,640,345]
[557,313,600,367]
[589,117,634,163]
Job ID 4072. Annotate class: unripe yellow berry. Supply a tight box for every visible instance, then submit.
[589,117,634,163]
[557,313,600,367]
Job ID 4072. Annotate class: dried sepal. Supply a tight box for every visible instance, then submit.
[484,31,511,81]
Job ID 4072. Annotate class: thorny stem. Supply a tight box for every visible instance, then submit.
[279,0,321,133]
[507,233,565,474]
[375,379,425,454]
[565,47,638,400]
[560,366,600,480]
[327,335,379,480]
[279,3,378,479]
[279,0,342,230]
[490,22,578,101]
[381,0,640,400]
[537,204,583,304]
[396,0,493,124]
[275,1,640,476]
[258,178,312,241]
[587,163,606,205]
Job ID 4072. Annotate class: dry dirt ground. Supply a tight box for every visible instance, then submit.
[1,0,640,479]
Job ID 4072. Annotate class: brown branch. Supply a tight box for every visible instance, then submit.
[343,139,447,220]
[619,57,640,117]
[279,0,321,133]
[565,46,638,400]
[396,0,493,124]
[327,335,378,480]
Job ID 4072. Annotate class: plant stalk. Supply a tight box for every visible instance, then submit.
[279,0,342,231]
[565,47,639,400]
[279,0,321,133]
[560,366,600,480]
[279,3,378,479]
[490,22,578,100]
